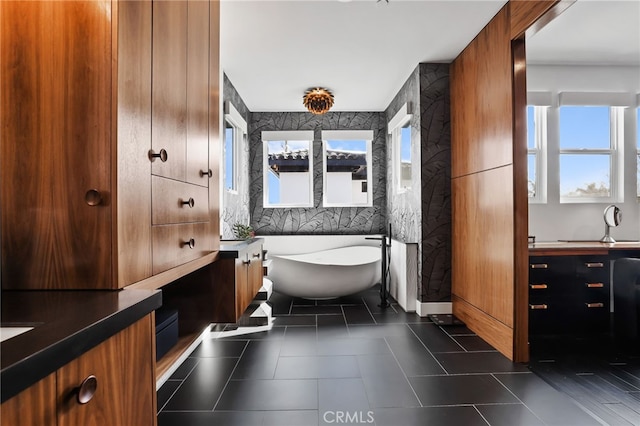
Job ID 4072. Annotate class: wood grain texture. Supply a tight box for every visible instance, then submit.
[452,295,514,359]
[186,0,211,186]
[151,176,209,224]
[451,167,515,328]
[1,0,113,289]
[450,7,512,179]
[510,0,560,38]
[0,372,56,426]
[57,315,156,426]
[116,0,153,287]
[512,37,530,363]
[152,0,187,181]
[208,0,221,252]
[151,222,213,274]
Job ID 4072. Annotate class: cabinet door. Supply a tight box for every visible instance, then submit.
[1,1,113,289]
[152,0,187,181]
[0,373,56,426]
[186,0,211,186]
[57,315,156,426]
[235,257,251,319]
[248,245,264,298]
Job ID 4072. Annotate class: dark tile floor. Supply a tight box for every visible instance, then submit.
[157,287,603,426]
[529,333,640,426]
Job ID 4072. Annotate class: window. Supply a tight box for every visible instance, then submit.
[223,102,246,192]
[262,131,314,208]
[526,106,548,202]
[559,106,622,203]
[321,130,373,207]
[388,103,413,192]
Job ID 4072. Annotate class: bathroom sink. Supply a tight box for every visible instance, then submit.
[0,326,35,343]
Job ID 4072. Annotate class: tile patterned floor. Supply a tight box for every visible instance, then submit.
[157,287,603,426]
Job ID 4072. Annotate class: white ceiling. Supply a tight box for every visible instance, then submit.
[220,0,640,113]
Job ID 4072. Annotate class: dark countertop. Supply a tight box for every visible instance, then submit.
[1,288,162,402]
[219,238,263,258]
[529,241,640,256]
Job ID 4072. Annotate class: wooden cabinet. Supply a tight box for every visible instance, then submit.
[0,0,220,290]
[1,315,156,426]
[211,240,264,323]
[529,255,610,334]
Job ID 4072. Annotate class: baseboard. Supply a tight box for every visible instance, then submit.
[415,301,452,317]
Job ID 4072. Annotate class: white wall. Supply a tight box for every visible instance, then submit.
[527,65,640,242]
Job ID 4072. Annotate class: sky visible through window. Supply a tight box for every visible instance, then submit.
[224,126,234,190]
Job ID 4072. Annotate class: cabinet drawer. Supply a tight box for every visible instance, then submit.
[152,176,209,224]
[152,222,213,274]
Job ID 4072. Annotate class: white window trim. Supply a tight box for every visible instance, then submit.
[528,106,548,204]
[321,130,373,208]
[388,103,413,193]
[223,102,247,194]
[559,106,624,204]
[262,130,314,208]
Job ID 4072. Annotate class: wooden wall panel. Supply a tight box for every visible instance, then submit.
[208,0,221,252]
[451,167,515,328]
[451,7,512,179]
[510,0,559,38]
[116,0,153,287]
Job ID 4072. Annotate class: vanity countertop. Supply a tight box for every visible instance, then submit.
[219,238,263,258]
[529,241,640,256]
[0,288,161,403]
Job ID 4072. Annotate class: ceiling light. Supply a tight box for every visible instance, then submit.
[303,88,334,115]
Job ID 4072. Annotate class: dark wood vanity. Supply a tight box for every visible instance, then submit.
[528,242,640,335]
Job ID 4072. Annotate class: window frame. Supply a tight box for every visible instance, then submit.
[223,102,247,194]
[558,105,623,204]
[262,130,314,208]
[321,130,374,208]
[388,103,413,193]
[527,105,548,204]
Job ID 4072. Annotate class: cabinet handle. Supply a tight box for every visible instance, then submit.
[148,149,168,162]
[529,284,548,290]
[530,263,548,269]
[76,375,98,405]
[585,262,604,268]
[200,169,213,178]
[84,189,103,206]
[529,304,548,310]
[252,253,261,258]
[182,238,195,249]
[586,302,604,308]
[585,283,604,288]
[242,259,251,265]
[181,197,195,208]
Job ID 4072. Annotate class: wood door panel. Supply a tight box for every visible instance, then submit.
[186,0,211,186]
[152,222,213,274]
[152,0,187,181]
[1,1,113,289]
[0,372,56,426]
[57,315,155,426]
[235,257,250,319]
[116,0,153,287]
[151,176,209,224]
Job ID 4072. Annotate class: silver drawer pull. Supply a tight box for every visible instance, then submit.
[148,148,168,162]
[530,284,548,290]
[585,283,604,288]
[181,238,195,249]
[76,375,98,405]
[252,253,260,258]
[530,264,548,269]
[585,302,604,308]
[529,304,548,310]
[585,262,604,268]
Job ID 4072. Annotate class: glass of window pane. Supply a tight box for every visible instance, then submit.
[224,122,235,190]
[527,106,535,150]
[559,106,610,149]
[560,154,610,198]
[527,154,536,198]
[325,139,369,205]
[266,140,311,206]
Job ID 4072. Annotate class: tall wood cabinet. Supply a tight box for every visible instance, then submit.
[0,0,220,290]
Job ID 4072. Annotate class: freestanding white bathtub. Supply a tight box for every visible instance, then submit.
[268,245,382,299]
